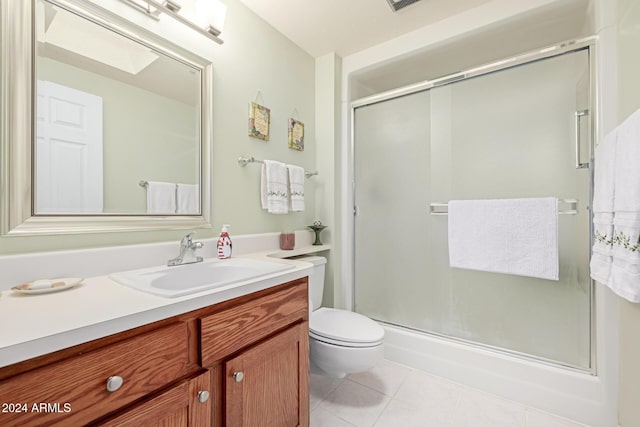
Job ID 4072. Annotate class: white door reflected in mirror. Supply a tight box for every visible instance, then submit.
[35,80,104,214]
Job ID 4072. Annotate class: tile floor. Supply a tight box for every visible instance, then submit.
[309,359,589,427]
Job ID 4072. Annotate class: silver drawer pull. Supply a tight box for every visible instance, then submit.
[233,371,244,383]
[106,375,124,392]
[197,390,210,403]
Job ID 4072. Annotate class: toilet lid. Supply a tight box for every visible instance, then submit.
[310,308,384,345]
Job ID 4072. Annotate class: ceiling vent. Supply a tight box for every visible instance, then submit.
[386,0,422,12]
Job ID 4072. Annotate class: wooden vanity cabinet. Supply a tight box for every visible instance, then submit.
[0,277,309,427]
[95,370,211,427]
[199,279,310,427]
[0,322,191,426]
[224,323,309,427]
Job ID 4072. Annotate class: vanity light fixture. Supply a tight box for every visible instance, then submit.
[193,0,226,37]
[386,0,422,12]
[163,0,183,13]
[119,0,225,44]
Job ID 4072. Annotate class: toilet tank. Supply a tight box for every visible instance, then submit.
[292,255,326,311]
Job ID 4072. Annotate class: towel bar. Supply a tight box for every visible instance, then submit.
[429,199,579,215]
[237,156,318,178]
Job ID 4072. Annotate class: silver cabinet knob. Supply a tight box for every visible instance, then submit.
[197,390,210,403]
[233,371,244,383]
[106,375,124,392]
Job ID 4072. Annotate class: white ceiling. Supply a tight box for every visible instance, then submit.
[236,0,494,58]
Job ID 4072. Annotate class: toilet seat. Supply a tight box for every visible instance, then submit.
[310,308,384,348]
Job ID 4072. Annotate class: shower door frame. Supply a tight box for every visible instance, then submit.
[350,36,597,373]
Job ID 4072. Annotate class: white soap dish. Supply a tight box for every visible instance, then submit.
[11,278,83,295]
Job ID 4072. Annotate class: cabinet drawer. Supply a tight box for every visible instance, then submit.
[0,322,189,427]
[200,280,308,366]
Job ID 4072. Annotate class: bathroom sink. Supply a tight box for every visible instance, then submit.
[109,258,295,298]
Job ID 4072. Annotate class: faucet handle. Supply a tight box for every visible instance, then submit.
[181,232,195,246]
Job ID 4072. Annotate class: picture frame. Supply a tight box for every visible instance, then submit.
[248,102,270,140]
[288,118,304,151]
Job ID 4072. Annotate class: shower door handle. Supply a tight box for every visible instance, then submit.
[575,110,589,169]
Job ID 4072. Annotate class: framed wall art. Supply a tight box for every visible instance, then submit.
[288,118,304,151]
[248,102,270,140]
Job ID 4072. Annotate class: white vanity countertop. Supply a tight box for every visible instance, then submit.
[0,246,328,369]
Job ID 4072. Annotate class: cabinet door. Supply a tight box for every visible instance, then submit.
[97,371,211,427]
[225,323,309,427]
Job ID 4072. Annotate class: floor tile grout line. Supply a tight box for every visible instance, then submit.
[344,365,414,399]
[371,393,397,427]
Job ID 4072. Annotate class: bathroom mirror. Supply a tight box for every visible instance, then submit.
[1,0,213,235]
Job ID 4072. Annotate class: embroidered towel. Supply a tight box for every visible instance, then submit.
[176,184,199,214]
[286,164,305,212]
[146,181,176,214]
[606,109,640,302]
[261,160,289,214]
[590,129,617,285]
[448,198,559,280]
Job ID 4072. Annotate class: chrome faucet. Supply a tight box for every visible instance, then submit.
[168,232,203,266]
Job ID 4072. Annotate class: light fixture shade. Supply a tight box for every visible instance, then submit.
[193,0,226,35]
[386,0,422,12]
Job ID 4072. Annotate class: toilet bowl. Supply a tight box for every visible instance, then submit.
[296,256,384,378]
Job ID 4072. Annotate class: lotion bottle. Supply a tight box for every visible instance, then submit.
[217,224,232,259]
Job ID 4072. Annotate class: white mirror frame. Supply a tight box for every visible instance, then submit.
[1,0,213,236]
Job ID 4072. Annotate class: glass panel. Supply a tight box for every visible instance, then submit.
[354,90,435,330]
[34,0,201,215]
[354,49,592,369]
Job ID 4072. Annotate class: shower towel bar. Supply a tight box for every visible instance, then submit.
[429,199,579,215]
[237,156,318,178]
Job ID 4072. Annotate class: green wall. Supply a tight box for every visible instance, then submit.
[0,0,317,255]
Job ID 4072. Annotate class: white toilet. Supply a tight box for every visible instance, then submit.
[299,256,384,378]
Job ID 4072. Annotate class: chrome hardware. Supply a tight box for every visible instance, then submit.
[197,390,210,403]
[167,232,203,266]
[429,199,579,216]
[106,376,124,392]
[575,110,590,169]
[233,371,244,383]
[428,202,448,216]
[237,156,318,178]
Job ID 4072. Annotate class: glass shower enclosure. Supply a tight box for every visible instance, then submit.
[353,45,593,370]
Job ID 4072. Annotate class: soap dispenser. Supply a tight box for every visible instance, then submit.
[217,224,232,259]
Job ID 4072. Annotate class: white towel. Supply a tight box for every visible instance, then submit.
[448,198,559,280]
[177,184,199,214]
[146,181,176,214]
[261,160,289,214]
[286,164,305,212]
[600,109,640,302]
[590,129,617,285]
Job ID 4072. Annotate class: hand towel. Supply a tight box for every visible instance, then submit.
[146,181,176,214]
[607,109,640,302]
[260,160,289,214]
[448,198,559,280]
[286,164,305,212]
[590,128,617,285]
[177,184,199,214]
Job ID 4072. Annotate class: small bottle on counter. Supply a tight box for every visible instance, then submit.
[217,224,232,259]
